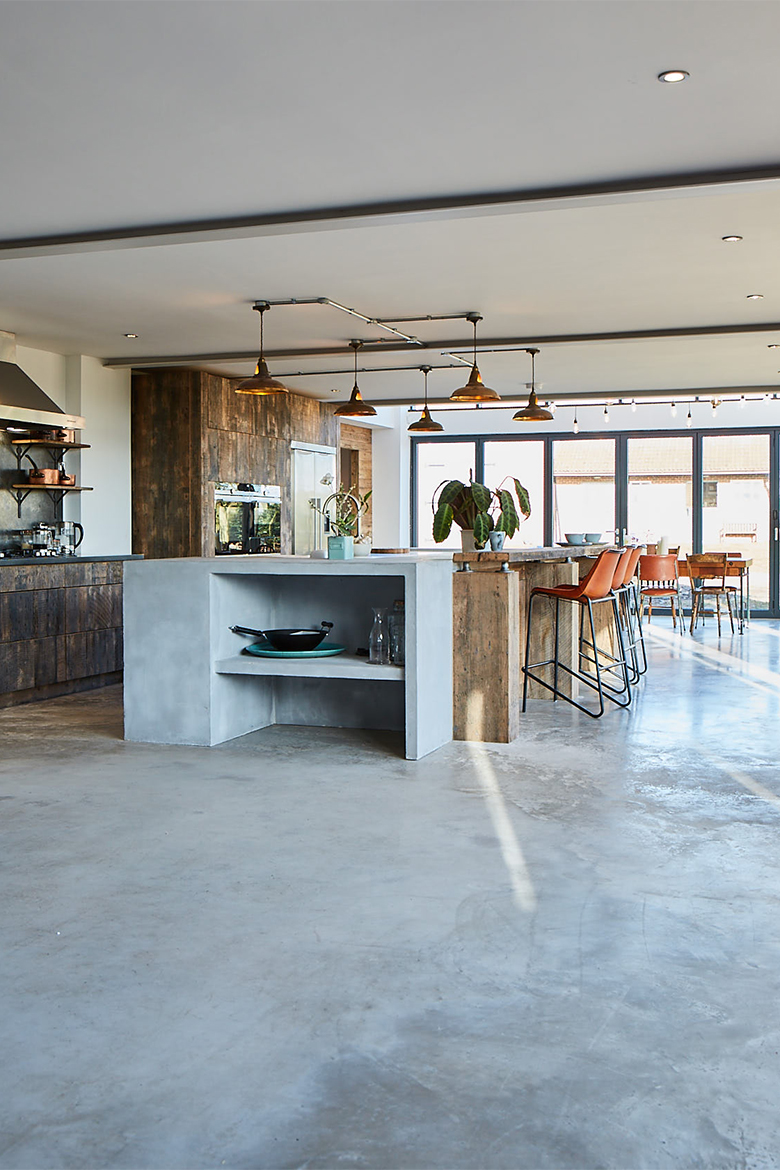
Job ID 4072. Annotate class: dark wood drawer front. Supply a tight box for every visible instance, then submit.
[0,562,125,699]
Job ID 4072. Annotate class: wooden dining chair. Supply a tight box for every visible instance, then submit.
[686,553,735,635]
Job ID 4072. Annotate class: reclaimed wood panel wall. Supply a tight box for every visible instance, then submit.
[132,368,339,558]
[0,561,124,708]
[338,423,373,537]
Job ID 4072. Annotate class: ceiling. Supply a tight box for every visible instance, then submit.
[3,0,780,407]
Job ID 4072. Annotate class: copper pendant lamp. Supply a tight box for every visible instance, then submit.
[449,313,501,403]
[235,302,288,395]
[408,366,444,432]
[333,341,377,418]
[513,348,554,421]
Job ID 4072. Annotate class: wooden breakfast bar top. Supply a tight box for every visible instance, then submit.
[453,543,611,570]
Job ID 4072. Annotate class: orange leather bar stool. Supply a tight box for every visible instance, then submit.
[638,553,684,632]
[577,547,636,701]
[619,545,647,679]
[522,549,627,719]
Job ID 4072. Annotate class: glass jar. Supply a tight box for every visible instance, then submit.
[368,607,391,665]
[388,599,405,665]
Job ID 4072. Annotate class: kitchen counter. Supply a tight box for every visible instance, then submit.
[0,556,140,707]
[0,553,143,566]
[124,554,453,759]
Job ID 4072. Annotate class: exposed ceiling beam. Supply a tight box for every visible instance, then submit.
[104,320,780,368]
[5,165,780,259]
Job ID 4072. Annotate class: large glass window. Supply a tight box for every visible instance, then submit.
[552,439,615,543]
[483,440,545,546]
[414,441,476,549]
[628,436,693,555]
[702,434,770,609]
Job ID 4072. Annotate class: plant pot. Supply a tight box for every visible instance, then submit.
[353,538,372,557]
[489,530,506,551]
[328,535,354,560]
[460,530,477,553]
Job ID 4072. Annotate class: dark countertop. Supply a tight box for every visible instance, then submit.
[0,553,144,566]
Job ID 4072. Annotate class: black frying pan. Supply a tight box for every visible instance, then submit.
[230,621,333,652]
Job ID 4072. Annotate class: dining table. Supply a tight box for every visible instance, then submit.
[676,556,751,633]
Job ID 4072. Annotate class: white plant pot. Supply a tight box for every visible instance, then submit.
[460,530,477,553]
[353,539,372,557]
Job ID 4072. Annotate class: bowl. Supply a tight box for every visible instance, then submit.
[584,533,603,543]
[564,533,585,544]
[263,628,330,651]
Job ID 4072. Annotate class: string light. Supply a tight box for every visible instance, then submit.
[686,407,693,428]
[603,404,610,422]
[631,400,637,412]
[573,409,579,434]
[670,402,677,418]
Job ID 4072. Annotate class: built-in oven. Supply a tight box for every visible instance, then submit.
[215,483,281,554]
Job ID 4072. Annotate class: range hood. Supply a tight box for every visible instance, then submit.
[0,331,84,430]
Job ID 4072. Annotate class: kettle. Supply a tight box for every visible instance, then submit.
[50,520,84,555]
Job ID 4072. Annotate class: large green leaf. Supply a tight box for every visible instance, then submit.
[512,478,531,518]
[497,489,519,537]
[432,501,454,543]
[470,481,492,513]
[472,511,492,549]
[437,480,467,509]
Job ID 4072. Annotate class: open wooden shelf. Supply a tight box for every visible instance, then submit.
[12,485,93,491]
[10,440,90,451]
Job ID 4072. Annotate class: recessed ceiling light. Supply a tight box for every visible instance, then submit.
[721,235,742,243]
[124,333,138,338]
[657,70,689,83]
[747,294,764,300]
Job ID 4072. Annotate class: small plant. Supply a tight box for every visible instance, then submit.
[317,485,372,538]
[432,477,530,549]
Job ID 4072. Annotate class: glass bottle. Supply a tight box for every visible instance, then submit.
[388,599,405,665]
[369,607,391,665]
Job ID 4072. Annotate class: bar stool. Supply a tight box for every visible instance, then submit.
[612,545,646,680]
[522,549,628,719]
[577,548,635,701]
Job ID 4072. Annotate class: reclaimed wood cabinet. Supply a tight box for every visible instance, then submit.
[0,559,129,707]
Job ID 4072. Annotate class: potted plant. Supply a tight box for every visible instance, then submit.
[318,485,372,559]
[432,477,531,551]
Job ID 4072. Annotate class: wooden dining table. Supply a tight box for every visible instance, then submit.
[676,557,752,633]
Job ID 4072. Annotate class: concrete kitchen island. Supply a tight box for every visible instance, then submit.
[123,554,454,759]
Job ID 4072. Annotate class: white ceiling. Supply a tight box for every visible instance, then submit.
[3,0,780,405]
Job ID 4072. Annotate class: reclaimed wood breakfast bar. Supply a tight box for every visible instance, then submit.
[452,543,611,743]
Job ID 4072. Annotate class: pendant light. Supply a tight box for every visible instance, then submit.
[513,348,553,422]
[408,366,444,432]
[235,302,289,395]
[449,314,501,402]
[333,341,377,417]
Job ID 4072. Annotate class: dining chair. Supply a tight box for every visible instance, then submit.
[638,553,683,631]
[686,553,736,635]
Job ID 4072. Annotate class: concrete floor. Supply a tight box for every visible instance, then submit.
[2,620,780,1170]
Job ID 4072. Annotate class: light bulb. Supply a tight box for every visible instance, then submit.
[573,413,579,434]
[603,405,610,422]
[740,394,746,408]
[686,408,692,428]
[631,399,637,412]
[549,401,556,414]
[670,402,677,417]
[711,399,719,415]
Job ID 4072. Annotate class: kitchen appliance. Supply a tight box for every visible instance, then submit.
[50,520,84,555]
[230,621,333,652]
[215,483,281,554]
[16,523,57,554]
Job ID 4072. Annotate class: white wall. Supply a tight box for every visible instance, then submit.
[16,345,132,556]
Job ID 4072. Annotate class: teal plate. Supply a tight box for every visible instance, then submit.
[242,640,347,659]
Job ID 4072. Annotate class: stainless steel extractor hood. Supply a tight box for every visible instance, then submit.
[0,331,84,430]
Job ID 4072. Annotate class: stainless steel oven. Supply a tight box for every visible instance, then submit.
[215,483,281,554]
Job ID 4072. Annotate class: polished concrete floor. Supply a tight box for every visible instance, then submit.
[2,619,780,1170]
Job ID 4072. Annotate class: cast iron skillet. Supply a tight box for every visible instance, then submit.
[230,621,333,652]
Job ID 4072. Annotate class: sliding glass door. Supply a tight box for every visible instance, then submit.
[702,434,771,609]
[552,439,615,543]
[484,440,545,546]
[414,441,476,549]
[627,436,693,555]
